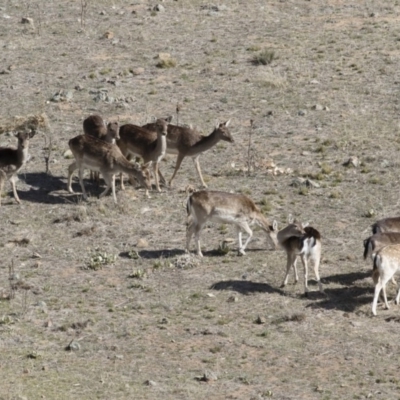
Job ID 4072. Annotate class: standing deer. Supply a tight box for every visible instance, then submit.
[371,244,400,316]
[117,118,169,193]
[0,130,36,206]
[186,190,291,257]
[278,225,323,295]
[143,120,233,188]
[67,134,151,203]
[83,114,119,182]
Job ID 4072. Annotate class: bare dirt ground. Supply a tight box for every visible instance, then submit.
[2,0,400,399]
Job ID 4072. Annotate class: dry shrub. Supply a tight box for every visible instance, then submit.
[0,113,50,134]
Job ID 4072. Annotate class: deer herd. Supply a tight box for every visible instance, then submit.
[0,114,399,316]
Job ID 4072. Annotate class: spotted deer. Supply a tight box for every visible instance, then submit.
[0,130,36,206]
[67,134,151,203]
[143,120,233,188]
[117,118,169,193]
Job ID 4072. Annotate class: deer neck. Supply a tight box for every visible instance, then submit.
[155,133,167,158]
[188,129,220,155]
[17,143,30,167]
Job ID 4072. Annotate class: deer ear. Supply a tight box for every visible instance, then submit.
[272,220,278,231]
[288,214,294,224]
[224,119,231,127]
[166,115,173,123]
[302,221,310,229]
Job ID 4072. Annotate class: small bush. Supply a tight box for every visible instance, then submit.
[156,58,177,69]
[252,49,276,65]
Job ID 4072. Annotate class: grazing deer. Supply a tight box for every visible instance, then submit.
[371,217,400,235]
[278,224,323,295]
[143,120,233,188]
[67,134,151,203]
[371,244,400,316]
[0,130,35,206]
[117,118,169,193]
[186,190,282,257]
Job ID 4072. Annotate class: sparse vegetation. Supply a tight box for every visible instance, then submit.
[1,0,400,399]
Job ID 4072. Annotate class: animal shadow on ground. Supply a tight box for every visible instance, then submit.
[308,271,373,312]
[119,249,186,259]
[8,172,71,205]
[210,280,285,296]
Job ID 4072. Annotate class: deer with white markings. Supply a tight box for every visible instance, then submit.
[371,244,400,316]
[278,223,323,295]
[0,129,36,206]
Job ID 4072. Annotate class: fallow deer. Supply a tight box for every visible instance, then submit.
[278,225,323,295]
[186,190,285,257]
[143,120,233,188]
[371,217,400,235]
[371,244,400,316]
[0,130,36,206]
[67,134,151,203]
[83,114,119,182]
[117,118,169,193]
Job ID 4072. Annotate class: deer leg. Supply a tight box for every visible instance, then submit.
[312,254,324,293]
[158,168,167,187]
[281,253,297,287]
[153,162,161,192]
[169,153,185,187]
[193,155,207,188]
[395,284,400,305]
[99,172,117,203]
[0,171,5,206]
[9,175,21,204]
[78,167,88,200]
[186,217,196,254]
[237,222,253,256]
[193,222,205,257]
[301,255,309,295]
[67,161,77,193]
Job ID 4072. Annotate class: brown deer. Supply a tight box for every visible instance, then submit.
[67,134,151,203]
[371,217,400,234]
[143,120,233,188]
[83,114,119,182]
[0,130,36,206]
[186,190,295,257]
[117,118,169,193]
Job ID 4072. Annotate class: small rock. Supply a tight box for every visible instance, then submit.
[291,177,306,187]
[227,295,238,303]
[298,110,307,116]
[63,149,73,159]
[103,31,114,39]
[66,340,80,351]
[21,17,34,25]
[153,4,165,12]
[99,10,107,15]
[306,179,320,188]
[206,293,215,298]
[196,370,218,382]
[343,156,359,168]
[136,238,149,248]
[312,104,324,111]
[131,67,144,75]
[32,252,42,259]
[255,315,266,324]
[144,380,157,386]
[309,79,320,85]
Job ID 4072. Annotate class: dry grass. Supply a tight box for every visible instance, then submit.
[2,0,400,399]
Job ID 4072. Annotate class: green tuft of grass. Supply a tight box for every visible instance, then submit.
[252,49,276,65]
